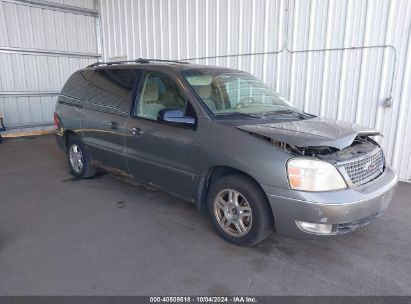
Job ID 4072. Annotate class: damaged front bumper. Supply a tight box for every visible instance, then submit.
[262,166,398,238]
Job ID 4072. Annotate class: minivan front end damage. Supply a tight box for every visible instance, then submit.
[237,118,398,237]
[262,167,397,237]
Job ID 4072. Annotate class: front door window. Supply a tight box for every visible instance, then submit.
[135,71,188,120]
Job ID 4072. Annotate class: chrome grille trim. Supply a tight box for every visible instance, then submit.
[337,148,385,186]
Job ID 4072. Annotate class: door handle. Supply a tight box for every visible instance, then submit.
[108,121,118,129]
[130,127,143,136]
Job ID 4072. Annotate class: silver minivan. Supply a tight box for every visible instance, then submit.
[55,59,398,246]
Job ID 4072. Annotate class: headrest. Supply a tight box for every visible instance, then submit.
[142,82,159,102]
[197,85,212,99]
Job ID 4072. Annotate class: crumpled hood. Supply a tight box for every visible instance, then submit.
[237,116,380,150]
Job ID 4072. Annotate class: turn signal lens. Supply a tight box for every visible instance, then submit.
[287,158,347,191]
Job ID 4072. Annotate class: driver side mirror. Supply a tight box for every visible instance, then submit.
[157,108,196,126]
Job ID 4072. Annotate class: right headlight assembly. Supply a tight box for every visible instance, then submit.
[287,158,347,192]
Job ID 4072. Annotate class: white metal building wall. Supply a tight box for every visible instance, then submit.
[100,0,411,180]
[0,0,100,134]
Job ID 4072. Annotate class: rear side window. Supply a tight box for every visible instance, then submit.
[60,71,88,107]
[83,69,139,116]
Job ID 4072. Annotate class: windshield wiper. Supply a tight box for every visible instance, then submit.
[259,109,309,119]
[214,112,261,118]
[214,110,314,120]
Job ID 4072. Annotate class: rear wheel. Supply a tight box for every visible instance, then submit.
[66,135,96,178]
[207,174,274,246]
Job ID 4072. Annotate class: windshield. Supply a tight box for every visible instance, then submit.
[181,68,300,116]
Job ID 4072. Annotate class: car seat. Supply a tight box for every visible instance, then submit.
[196,85,217,111]
[140,82,164,120]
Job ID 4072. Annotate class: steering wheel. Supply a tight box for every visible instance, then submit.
[234,96,255,109]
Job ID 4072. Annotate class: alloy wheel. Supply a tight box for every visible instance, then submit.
[69,144,83,173]
[214,189,252,237]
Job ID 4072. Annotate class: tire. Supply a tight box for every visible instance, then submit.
[66,135,96,178]
[207,174,274,246]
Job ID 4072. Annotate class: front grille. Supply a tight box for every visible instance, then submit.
[341,148,384,186]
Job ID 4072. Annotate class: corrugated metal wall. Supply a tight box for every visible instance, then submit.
[99,0,411,180]
[0,0,100,134]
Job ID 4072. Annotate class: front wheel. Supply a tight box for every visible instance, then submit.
[207,174,274,246]
[66,135,96,178]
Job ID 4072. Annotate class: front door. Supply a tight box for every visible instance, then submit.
[124,70,201,200]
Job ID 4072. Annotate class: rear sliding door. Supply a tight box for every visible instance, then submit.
[81,68,140,173]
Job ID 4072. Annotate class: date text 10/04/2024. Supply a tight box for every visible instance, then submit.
[149,297,257,303]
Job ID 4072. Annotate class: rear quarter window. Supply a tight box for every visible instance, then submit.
[59,71,88,107]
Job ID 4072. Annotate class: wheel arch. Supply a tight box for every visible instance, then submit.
[196,166,275,223]
[63,129,79,153]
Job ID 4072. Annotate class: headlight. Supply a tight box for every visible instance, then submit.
[287,158,347,191]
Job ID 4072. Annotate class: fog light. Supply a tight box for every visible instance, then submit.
[296,221,333,235]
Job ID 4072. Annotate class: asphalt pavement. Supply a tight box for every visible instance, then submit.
[0,135,410,295]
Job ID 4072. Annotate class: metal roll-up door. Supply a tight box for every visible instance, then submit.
[0,0,101,135]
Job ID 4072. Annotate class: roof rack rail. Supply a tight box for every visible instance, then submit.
[87,58,189,68]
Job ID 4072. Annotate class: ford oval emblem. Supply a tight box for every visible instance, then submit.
[363,161,375,171]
